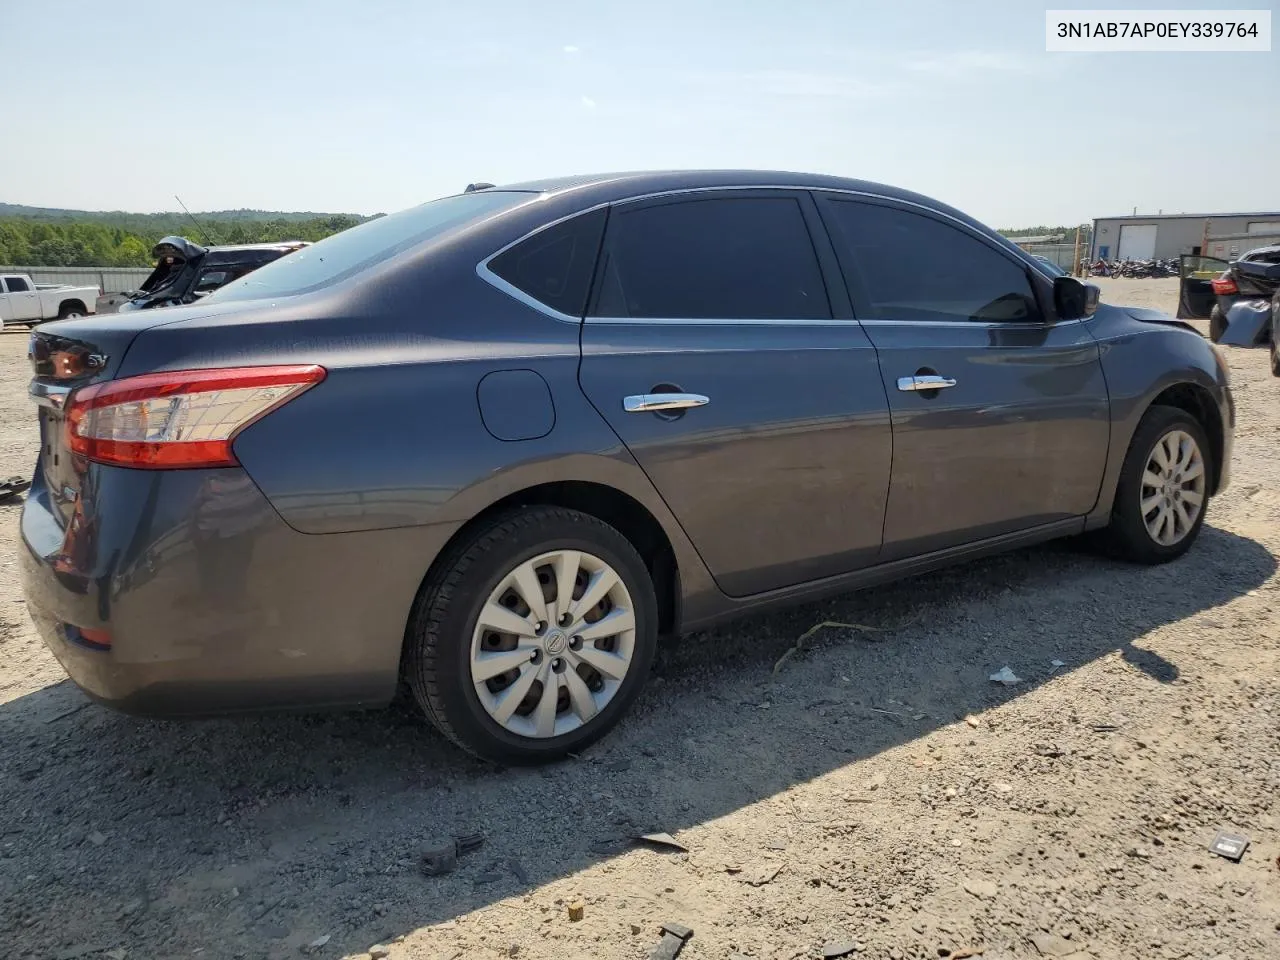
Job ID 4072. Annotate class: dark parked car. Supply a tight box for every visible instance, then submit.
[97,236,308,313]
[1178,245,1280,350]
[22,171,1234,763]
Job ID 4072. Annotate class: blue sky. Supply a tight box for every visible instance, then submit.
[4,0,1276,227]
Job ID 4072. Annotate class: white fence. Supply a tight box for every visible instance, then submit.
[0,265,150,294]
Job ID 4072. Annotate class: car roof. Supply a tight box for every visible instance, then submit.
[1240,244,1280,259]
[480,170,996,240]
[205,241,308,253]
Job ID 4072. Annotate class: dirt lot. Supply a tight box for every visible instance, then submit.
[2,278,1278,960]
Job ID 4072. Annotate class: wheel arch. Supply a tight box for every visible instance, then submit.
[417,478,685,640]
[57,298,88,317]
[1145,382,1225,494]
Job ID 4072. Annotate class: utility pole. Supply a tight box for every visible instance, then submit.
[1072,225,1082,277]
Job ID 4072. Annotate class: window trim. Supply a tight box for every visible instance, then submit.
[475,184,1063,326]
[813,191,1057,327]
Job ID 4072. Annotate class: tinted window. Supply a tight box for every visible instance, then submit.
[591,196,830,320]
[208,191,532,302]
[6,276,30,292]
[824,200,1041,323]
[488,208,606,317]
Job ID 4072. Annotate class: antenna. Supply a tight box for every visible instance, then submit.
[174,194,218,245]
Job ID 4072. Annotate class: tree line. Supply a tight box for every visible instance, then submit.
[0,213,370,267]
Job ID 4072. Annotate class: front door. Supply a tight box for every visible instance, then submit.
[578,190,893,597]
[815,194,1111,560]
[3,277,41,322]
[1178,255,1230,319]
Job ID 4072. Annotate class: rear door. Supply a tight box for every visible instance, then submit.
[1178,255,1230,319]
[815,193,1110,560]
[578,190,893,597]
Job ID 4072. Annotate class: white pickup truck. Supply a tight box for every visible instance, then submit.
[0,274,99,326]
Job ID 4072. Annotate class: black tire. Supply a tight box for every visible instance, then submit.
[57,301,86,320]
[1270,338,1280,377]
[1100,405,1212,564]
[404,506,658,764]
[1208,305,1227,342]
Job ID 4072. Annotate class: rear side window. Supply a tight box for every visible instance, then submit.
[6,276,30,292]
[822,199,1041,323]
[590,196,830,320]
[207,191,533,302]
[488,208,606,317]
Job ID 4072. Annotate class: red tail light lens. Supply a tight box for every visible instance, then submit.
[66,365,325,469]
[1211,275,1238,295]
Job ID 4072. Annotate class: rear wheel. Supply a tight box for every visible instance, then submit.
[1100,405,1212,564]
[404,506,657,763]
[57,302,86,320]
[1208,305,1227,342]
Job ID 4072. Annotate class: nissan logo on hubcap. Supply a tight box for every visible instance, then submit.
[544,630,568,655]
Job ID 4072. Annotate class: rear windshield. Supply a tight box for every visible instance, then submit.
[206,190,533,302]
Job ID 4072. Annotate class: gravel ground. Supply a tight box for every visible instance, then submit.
[1,278,1278,960]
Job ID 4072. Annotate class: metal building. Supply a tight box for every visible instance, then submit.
[1090,212,1280,262]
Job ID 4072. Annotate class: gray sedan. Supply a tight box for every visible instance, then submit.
[21,170,1233,763]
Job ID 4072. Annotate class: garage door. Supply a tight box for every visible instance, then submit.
[1118,224,1157,260]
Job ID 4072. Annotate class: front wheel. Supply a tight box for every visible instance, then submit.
[404,506,658,763]
[1100,405,1212,564]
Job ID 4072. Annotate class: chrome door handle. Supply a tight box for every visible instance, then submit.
[896,375,957,392]
[623,393,710,413]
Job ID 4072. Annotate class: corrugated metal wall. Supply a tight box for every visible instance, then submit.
[0,266,149,293]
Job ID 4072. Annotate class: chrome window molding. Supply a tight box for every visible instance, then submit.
[476,183,1072,328]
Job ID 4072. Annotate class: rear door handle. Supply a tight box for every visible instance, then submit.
[896,375,957,392]
[623,393,710,413]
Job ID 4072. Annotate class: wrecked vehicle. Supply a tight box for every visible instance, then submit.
[97,236,308,313]
[1177,245,1280,352]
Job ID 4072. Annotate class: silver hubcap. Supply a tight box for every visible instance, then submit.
[470,549,636,739]
[1140,429,1206,546]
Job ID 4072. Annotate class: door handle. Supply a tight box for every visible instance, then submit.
[896,375,957,393]
[623,393,710,413]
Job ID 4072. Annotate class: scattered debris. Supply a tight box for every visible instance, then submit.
[951,949,985,959]
[1034,745,1066,758]
[589,836,632,855]
[1028,933,1086,957]
[306,934,331,951]
[823,939,860,958]
[989,667,1021,686]
[86,831,107,847]
[1208,831,1250,862]
[508,858,529,884]
[636,832,689,853]
[506,944,520,957]
[368,947,390,959]
[105,951,126,960]
[0,475,31,503]
[630,923,643,935]
[735,861,783,886]
[1090,724,1119,733]
[774,620,885,673]
[962,879,998,900]
[648,922,694,960]
[1050,659,1066,670]
[420,832,484,876]
[964,715,981,728]
[567,899,585,921]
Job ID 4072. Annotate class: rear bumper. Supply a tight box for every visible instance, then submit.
[19,464,458,716]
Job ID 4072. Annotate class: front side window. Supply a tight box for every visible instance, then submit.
[590,196,830,320]
[6,276,30,293]
[822,199,1042,324]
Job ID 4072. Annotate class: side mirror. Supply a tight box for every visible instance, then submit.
[1053,276,1100,320]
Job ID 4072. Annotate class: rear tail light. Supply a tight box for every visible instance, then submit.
[65,365,325,469]
[1211,275,1238,295]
